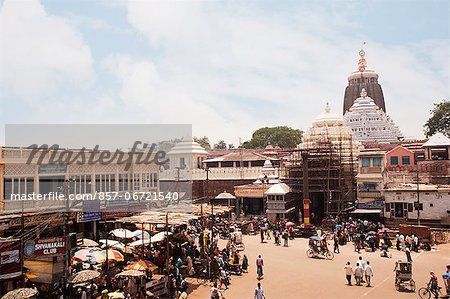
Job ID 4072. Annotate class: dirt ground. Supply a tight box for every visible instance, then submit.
[187,234,450,299]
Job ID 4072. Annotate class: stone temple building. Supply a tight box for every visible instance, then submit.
[343,49,386,114]
[343,89,404,143]
[285,104,360,221]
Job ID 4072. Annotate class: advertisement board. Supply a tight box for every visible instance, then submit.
[0,239,21,280]
[23,237,67,258]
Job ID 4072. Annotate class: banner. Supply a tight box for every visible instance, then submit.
[24,237,67,258]
[0,239,21,280]
[76,211,101,223]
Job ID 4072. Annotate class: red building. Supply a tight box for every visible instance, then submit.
[386,145,415,167]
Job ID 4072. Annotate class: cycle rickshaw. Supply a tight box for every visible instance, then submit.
[306,236,334,260]
[394,261,416,292]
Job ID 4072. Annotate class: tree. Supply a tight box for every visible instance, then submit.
[242,126,303,148]
[213,140,227,149]
[228,144,235,149]
[193,136,211,149]
[157,138,182,153]
[424,100,450,137]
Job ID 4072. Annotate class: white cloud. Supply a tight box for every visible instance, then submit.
[0,0,94,100]
[118,1,449,143]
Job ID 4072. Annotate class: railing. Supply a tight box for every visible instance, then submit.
[159,167,283,180]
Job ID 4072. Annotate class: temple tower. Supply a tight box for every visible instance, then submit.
[343,49,386,114]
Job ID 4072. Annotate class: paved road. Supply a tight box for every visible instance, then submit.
[188,235,450,299]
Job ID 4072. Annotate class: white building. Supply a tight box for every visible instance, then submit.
[344,89,403,143]
[384,184,450,226]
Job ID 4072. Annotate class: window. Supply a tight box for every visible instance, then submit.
[118,173,129,191]
[407,203,413,212]
[402,156,410,165]
[95,174,115,192]
[361,158,371,167]
[385,203,390,212]
[180,157,186,169]
[142,173,157,189]
[4,177,34,199]
[390,156,399,165]
[133,173,141,191]
[414,203,423,211]
[430,203,434,207]
[373,158,382,167]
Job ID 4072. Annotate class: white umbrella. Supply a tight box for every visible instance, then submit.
[78,238,99,248]
[110,229,134,239]
[151,231,173,242]
[128,239,151,247]
[73,249,106,264]
[98,239,121,246]
[132,230,150,239]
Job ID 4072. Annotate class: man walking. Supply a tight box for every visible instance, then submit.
[344,262,353,286]
[256,255,264,278]
[254,282,265,299]
[354,263,363,286]
[365,261,374,287]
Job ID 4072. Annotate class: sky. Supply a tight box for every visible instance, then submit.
[0,0,449,146]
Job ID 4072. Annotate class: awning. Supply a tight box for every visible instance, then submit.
[266,207,296,214]
[350,209,382,214]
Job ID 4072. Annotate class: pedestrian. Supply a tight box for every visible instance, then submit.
[260,228,264,243]
[254,282,266,299]
[242,254,249,273]
[256,255,264,278]
[405,247,412,263]
[344,262,353,286]
[334,235,340,254]
[365,261,373,287]
[354,263,363,286]
[283,230,289,247]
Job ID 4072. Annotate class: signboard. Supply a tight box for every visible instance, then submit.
[38,164,67,174]
[24,237,67,258]
[0,239,21,280]
[76,211,101,223]
[8,213,65,228]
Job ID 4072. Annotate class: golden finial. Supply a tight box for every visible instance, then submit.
[357,42,367,72]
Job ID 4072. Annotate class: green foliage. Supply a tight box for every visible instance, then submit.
[242,126,303,148]
[193,136,211,149]
[424,100,450,138]
[213,140,227,149]
[157,138,182,153]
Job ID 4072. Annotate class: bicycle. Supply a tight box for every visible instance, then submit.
[418,285,445,299]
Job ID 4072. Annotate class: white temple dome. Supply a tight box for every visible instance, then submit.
[300,103,360,150]
[313,103,344,127]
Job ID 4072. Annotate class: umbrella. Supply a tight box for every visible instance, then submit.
[115,270,146,278]
[73,249,106,264]
[1,288,38,299]
[151,231,173,242]
[108,292,125,299]
[128,239,151,247]
[78,238,99,248]
[286,221,295,227]
[69,270,100,284]
[110,229,134,239]
[25,273,39,279]
[132,230,150,239]
[99,239,121,246]
[102,249,124,262]
[124,260,158,271]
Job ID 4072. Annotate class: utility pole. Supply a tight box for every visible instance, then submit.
[165,213,169,273]
[415,170,420,226]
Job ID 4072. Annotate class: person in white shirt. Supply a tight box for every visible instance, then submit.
[365,261,374,287]
[254,282,265,299]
